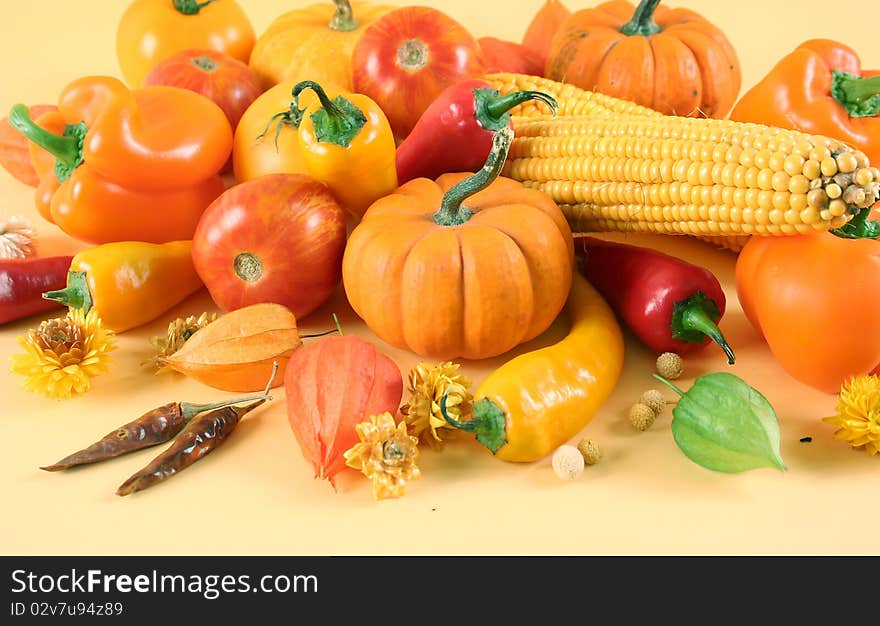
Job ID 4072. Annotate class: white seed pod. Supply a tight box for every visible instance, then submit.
[552,445,585,480]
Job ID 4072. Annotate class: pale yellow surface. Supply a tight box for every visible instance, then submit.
[1,0,878,556]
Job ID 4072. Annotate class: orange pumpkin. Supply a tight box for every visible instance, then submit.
[545,0,741,118]
[342,128,574,360]
[249,1,393,91]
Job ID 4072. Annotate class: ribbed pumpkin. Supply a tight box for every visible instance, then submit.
[342,128,573,360]
[249,1,393,91]
[545,0,741,118]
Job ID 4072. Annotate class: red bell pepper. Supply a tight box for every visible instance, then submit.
[1,256,72,324]
[574,236,735,364]
[395,78,556,184]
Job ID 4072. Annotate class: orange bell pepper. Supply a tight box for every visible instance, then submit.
[735,215,880,394]
[8,76,232,244]
[729,39,880,166]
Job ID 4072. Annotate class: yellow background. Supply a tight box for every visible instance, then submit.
[1,0,878,556]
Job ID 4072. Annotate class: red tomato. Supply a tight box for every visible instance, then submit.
[191,174,347,318]
[352,6,485,139]
[144,49,262,132]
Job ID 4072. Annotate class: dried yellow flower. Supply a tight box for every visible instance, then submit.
[343,412,420,500]
[145,312,218,371]
[0,215,34,259]
[823,374,880,456]
[10,308,116,399]
[400,361,472,448]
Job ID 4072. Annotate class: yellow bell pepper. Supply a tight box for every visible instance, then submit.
[42,241,203,333]
[291,80,397,220]
[442,271,624,462]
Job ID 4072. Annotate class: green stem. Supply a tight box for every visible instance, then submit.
[433,126,513,226]
[7,104,86,183]
[291,80,366,148]
[173,0,216,15]
[42,271,92,314]
[329,0,359,32]
[653,373,685,397]
[620,0,662,36]
[671,291,736,365]
[440,392,507,454]
[332,313,344,336]
[180,391,271,421]
[474,88,557,132]
[830,206,880,239]
[831,70,880,118]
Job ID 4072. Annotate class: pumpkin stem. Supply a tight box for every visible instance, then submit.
[329,0,359,32]
[475,88,557,132]
[620,0,662,36]
[292,80,367,148]
[440,392,508,454]
[830,70,880,118]
[433,126,513,226]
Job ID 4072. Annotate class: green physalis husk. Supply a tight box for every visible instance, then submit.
[654,372,786,474]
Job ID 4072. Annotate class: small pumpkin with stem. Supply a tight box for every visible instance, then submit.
[342,127,573,360]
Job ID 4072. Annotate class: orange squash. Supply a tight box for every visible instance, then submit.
[545,0,741,118]
[248,1,393,91]
[522,0,571,70]
[342,128,573,360]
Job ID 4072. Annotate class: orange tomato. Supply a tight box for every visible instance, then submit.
[736,230,880,394]
[116,0,255,88]
[351,6,486,139]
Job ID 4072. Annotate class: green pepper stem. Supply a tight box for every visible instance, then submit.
[653,373,686,397]
[620,0,662,36]
[831,206,880,239]
[180,392,272,421]
[42,271,93,314]
[291,80,367,148]
[173,0,216,15]
[434,126,513,226]
[831,70,880,118]
[671,291,736,365]
[329,0,359,31]
[440,392,507,454]
[474,88,557,132]
[7,104,85,182]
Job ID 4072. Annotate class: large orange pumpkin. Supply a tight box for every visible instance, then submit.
[248,1,393,91]
[342,129,573,360]
[545,0,741,118]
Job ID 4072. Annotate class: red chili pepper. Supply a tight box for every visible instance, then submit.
[574,236,735,364]
[395,78,557,184]
[0,256,72,324]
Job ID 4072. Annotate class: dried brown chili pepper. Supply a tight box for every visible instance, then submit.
[40,390,270,472]
[115,363,278,496]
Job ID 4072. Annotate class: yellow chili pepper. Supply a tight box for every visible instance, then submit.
[291,80,397,220]
[42,241,203,333]
[442,272,624,462]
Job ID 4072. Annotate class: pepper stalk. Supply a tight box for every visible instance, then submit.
[7,104,86,183]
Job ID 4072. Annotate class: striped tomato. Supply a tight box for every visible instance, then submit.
[351,6,485,139]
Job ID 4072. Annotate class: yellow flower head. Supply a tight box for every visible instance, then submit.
[823,374,880,456]
[10,308,116,400]
[343,412,420,500]
[400,361,472,448]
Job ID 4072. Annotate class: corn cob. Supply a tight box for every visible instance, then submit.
[506,115,880,236]
[484,73,661,120]
[692,234,752,253]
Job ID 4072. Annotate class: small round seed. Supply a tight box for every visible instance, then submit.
[836,152,858,174]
